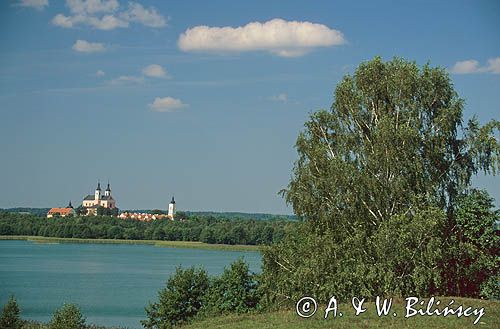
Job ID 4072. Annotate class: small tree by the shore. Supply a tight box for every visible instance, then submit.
[0,296,22,329]
[49,304,86,329]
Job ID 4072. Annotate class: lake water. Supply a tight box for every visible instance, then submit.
[0,240,262,328]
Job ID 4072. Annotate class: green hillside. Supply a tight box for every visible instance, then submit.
[183,297,499,329]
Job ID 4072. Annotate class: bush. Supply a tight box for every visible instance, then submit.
[444,189,500,298]
[142,267,209,329]
[48,304,85,329]
[202,258,260,315]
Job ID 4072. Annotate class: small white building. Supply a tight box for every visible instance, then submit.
[168,196,176,219]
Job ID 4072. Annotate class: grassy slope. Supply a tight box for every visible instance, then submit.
[183,297,499,329]
[0,235,261,252]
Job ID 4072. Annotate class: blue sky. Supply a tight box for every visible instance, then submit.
[0,0,499,214]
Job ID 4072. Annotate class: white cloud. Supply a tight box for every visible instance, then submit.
[149,97,187,112]
[52,13,128,30]
[450,57,500,74]
[87,14,128,30]
[66,0,118,14]
[16,0,48,10]
[72,39,106,53]
[96,70,105,76]
[269,93,288,102]
[450,60,481,74]
[486,57,500,74]
[120,2,167,28]
[52,0,165,30]
[178,18,345,57]
[52,14,74,27]
[109,75,144,85]
[142,64,168,78]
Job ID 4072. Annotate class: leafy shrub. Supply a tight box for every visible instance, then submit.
[202,258,260,315]
[142,267,209,329]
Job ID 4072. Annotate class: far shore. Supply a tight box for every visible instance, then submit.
[0,235,262,252]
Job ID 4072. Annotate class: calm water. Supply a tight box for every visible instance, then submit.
[0,240,262,328]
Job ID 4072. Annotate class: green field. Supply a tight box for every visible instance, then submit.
[183,297,499,329]
[0,235,261,252]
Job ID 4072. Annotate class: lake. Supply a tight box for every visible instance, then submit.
[0,240,262,328]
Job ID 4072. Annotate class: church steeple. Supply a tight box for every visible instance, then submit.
[168,196,176,219]
[105,182,111,197]
[95,181,101,201]
[68,200,73,208]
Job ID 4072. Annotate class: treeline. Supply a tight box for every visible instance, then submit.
[0,213,296,246]
[0,208,50,217]
[0,208,297,221]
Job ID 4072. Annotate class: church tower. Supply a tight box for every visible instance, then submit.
[95,182,101,201]
[105,182,111,197]
[168,196,176,219]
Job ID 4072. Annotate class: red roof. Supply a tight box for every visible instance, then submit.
[48,208,74,215]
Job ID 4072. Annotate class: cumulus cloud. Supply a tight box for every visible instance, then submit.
[149,97,187,112]
[52,14,74,27]
[52,0,165,30]
[16,0,48,10]
[66,0,118,14]
[450,57,500,74]
[109,75,144,85]
[269,93,288,102]
[178,18,345,57]
[120,2,167,28]
[72,39,106,53]
[450,60,481,74]
[486,57,500,74]
[142,64,168,78]
[52,12,128,30]
[96,70,105,76]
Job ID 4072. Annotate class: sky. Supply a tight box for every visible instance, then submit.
[0,0,499,214]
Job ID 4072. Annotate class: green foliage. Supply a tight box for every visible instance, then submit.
[142,267,209,329]
[48,304,85,329]
[202,258,260,315]
[75,206,86,216]
[143,259,260,328]
[0,295,22,329]
[262,57,500,305]
[0,212,293,246]
[442,189,499,298]
[370,206,445,296]
[454,189,499,250]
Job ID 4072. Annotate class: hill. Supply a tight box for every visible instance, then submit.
[183,297,498,329]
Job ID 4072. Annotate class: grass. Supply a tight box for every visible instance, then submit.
[0,235,261,252]
[182,297,499,329]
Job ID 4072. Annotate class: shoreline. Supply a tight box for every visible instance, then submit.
[0,235,262,252]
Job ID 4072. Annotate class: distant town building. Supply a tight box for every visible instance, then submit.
[82,182,116,216]
[168,196,176,219]
[47,201,76,218]
[118,212,169,221]
[119,197,178,221]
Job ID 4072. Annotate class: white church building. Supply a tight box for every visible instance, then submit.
[82,182,116,215]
